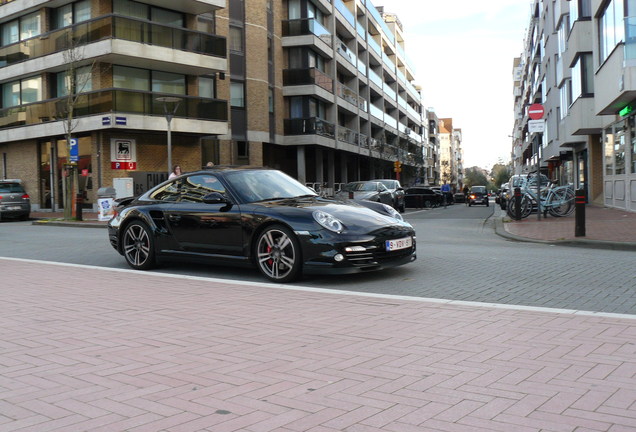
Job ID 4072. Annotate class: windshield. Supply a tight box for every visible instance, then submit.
[376,180,397,189]
[0,183,25,193]
[225,170,316,203]
[471,186,487,193]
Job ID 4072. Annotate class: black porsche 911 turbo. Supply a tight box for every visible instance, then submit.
[108,167,416,282]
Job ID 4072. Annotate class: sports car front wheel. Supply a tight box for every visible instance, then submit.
[122,221,156,270]
[255,225,302,283]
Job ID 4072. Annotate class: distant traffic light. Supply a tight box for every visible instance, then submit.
[393,160,402,172]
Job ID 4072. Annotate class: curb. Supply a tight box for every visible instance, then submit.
[494,216,636,251]
[32,219,107,229]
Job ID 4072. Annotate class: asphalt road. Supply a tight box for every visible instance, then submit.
[2,200,635,314]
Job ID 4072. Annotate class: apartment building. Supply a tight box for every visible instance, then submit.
[426,108,441,186]
[0,0,229,211]
[513,0,636,212]
[438,117,463,191]
[214,0,428,193]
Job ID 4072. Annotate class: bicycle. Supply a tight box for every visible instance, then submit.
[506,174,575,220]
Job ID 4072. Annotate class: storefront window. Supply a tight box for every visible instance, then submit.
[605,127,614,175]
[615,127,626,175]
[632,133,636,174]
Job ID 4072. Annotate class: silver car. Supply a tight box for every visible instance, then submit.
[335,181,394,206]
[0,180,31,221]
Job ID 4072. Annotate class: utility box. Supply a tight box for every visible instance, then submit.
[97,187,117,221]
[113,177,134,199]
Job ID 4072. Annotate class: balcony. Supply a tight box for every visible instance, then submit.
[337,82,367,111]
[337,125,358,145]
[0,89,227,130]
[283,68,334,93]
[368,36,382,57]
[334,0,355,27]
[0,15,226,69]
[383,83,396,101]
[368,68,383,89]
[336,38,357,66]
[284,117,335,138]
[282,18,331,41]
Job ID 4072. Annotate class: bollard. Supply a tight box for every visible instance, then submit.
[575,188,586,237]
[514,187,521,220]
[75,193,83,221]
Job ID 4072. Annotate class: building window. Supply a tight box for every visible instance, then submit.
[230,81,245,107]
[614,127,626,175]
[571,53,594,99]
[237,141,249,159]
[599,0,625,64]
[570,0,591,23]
[1,12,41,46]
[56,65,93,97]
[196,13,216,33]
[604,127,614,175]
[1,76,42,108]
[229,26,243,52]
[198,76,215,98]
[113,65,185,95]
[52,0,92,30]
[114,0,184,27]
[559,79,572,118]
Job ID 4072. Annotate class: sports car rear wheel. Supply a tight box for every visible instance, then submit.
[255,225,301,283]
[122,221,156,270]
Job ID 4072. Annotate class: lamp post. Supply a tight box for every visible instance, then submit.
[156,96,182,175]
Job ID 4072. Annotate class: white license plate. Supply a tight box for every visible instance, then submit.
[6,206,22,211]
[386,236,412,251]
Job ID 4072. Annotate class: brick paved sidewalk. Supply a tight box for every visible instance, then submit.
[501,205,636,247]
[2,258,636,432]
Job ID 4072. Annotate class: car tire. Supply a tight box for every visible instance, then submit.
[255,224,302,283]
[122,220,156,270]
[469,202,472,207]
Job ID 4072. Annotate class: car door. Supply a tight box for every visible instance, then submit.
[377,183,393,205]
[164,174,244,257]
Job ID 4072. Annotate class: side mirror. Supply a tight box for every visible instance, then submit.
[202,192,230,204]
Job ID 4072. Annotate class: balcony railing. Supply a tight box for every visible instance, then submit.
[369,104,384,121]
[283,68,334,93]
[334,0,356,27]
[368,36,382,56]
[0,89,228,130]
[368,68,383,88]
[282,18,331,42]
[384,114,397,129]
[0,15,226,68]
[336,38,357,66]
[336,82,367,111]
[382,53,395,73]
[383,84,396,101]
[357,61,367,76]
[337,125,358,145]
[284,117,335,138]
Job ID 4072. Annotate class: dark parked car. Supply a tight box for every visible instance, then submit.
[498,182,510,209]
[108,167,416,283]
[404,186,442,208]
[371,179,405,213]
[453,192,466,203]
[468,185,489,206]
[334,181,394,207]
[0,179,31,221]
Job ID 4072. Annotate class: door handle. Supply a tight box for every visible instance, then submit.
[167,214,181,222]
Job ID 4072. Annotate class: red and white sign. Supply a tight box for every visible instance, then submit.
[110,139,137,171]
[528,104,544,120]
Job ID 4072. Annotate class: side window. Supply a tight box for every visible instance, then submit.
[150,179,182,201]
[180,174,225,202]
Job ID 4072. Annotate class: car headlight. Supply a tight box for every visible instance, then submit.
[313,210,344,232]
[382,204,403,221]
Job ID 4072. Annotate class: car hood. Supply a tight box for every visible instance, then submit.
[252,197,409,231]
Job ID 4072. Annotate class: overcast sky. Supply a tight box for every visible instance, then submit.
[379,0,532,170]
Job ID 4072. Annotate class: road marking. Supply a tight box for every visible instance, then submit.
[3,256,636,320]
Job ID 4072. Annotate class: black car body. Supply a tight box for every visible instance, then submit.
[0,180,31,220]
[404,186,442,208]
[108,167,416,283]
[468,185,489,206]
[371,179,405,213]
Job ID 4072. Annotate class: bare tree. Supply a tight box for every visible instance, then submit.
[57,30,96,220]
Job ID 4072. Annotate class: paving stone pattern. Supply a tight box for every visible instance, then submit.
[2,259,636,431]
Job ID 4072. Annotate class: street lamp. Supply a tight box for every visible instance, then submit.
[156,96,182,175]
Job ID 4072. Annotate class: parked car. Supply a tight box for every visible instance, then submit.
[335,181,394,207]
[404,186,443,208]
[498,182,510,209]
[0,179,31,221]
[371,179,405,213]
[468,185,489,206]
[107,167,416,283]
[430,186,454,204]
[453,192,466,203]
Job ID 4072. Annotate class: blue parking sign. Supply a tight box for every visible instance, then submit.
[70,138,78,162]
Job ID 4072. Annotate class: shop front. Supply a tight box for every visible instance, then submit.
[603,117,636,212]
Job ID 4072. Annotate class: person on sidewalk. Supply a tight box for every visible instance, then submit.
[169,165,182,179]
[441,181,451,208]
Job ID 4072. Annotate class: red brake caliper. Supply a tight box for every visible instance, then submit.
[267,245,273,266]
